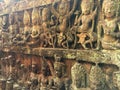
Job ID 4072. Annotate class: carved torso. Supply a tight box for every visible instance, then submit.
[79,14,93,33]
[102,18,118,42]
[31,25,40,39]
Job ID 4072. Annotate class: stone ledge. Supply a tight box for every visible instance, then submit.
[2,47,120,67]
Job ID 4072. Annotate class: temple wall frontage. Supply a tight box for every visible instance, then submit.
[0,0,119,90]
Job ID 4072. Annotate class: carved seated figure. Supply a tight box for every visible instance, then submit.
[8,13,19,45]
[71,61,89,90]
[74,0,97,49]
[27,8,40,47]
[97,0,120,49]
[13,10,31,45]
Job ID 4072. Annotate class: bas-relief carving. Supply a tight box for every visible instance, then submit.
[0,54,119,90]
[71,61,88,90]
[0,0,119,90]
[97,0,120,50]
[28,8,40,47]
[51,0,77,48]
[74,0,97,49]
[40,7,56,48]
[0,0,120,50]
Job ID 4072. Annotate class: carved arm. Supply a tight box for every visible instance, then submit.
[74,12,82,26]
[51,1,60,18]
[111,22,120,38]
[67,0,77,17]
[31,29,40,39]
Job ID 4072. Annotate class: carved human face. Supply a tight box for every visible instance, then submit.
[104,3,115,18]
[59,2,67,16]
[81,2,91,15]
[4,0,11,5]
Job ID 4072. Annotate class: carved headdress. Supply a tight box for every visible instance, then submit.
[23,10,30,25]
[102,0,119,17]
[81,0,95,11]
[42,7,50,21]
[32,8,40,24]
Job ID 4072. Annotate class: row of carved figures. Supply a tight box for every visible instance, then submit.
[0,0,120,50]
[0,54,119,90]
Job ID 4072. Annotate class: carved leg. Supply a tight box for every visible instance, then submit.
[84,40,93,49]
[81,43,89,50]
[96,39,101,50]
[62,41,68,49]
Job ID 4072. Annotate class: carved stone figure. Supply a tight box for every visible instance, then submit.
[27,8,40,47]
[74,0,97,49]
[51,0,77,48]
[51,54,69,90]
[54,54,66,77]
[1,15,8,32]
[8,13,19,45]
[71,61,88,90]
[39,58,52,90]
[1,15,9,47]
[27,64,39,90]
[97,0,120,49]
[6,76,14,90]
[89,63,106,90]
[0,78,6,90]
[113,71,120,90]
[13,10,31,45]
[40,7,56,48]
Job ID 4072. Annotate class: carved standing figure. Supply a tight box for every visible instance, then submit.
[39,58,52,90]
[97,0,120,49]
[74,0,97,49]
[40,7,56,48]
[51,0,77,48]
[51,54,69,90]
[29,64,39,90]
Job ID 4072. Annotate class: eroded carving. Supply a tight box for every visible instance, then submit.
[71,61,89,90]
[74,0,97,49]
[97,0,120,49]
